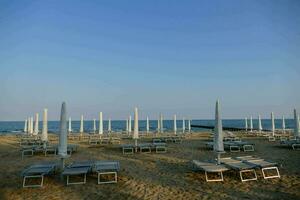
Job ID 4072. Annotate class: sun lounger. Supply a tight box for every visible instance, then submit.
[62,161,93,185]
[280,140,300,150]
[21,163,56,188]
[220,157,257,182]
[93,161,120,184]
[153,142,167,153]
[192,160,229,182]
[121,144,134,154]
[236,156,280,179]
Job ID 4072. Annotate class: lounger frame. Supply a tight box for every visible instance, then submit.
[262,167,280,179]
[205,171,224,182]
[23,175,44,188]
[239,169,257,182]
[97,172,117,184]
[66,173,87,185]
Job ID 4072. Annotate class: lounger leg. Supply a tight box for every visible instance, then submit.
[239,169,257,182]
[230,146,240,152]
[66,174,87,185]
[205,171,224,182]
[97,172,117,184]
[262,167,280,179]
[243,145,254,152]
[23,175,44,188]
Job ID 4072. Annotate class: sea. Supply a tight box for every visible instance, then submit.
[0,119,296,134]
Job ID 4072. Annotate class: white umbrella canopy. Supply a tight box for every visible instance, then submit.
[133,107,139,152]
[282,116,285,133]
[133,107,139,139]
[33,113,39,136]
[30,117,34,134]
[245,117,248,131]
[93,118,96,134]
[24,119,28,133]
[188,119,191,133]
[214,100,224,164]
[58,102,68,169]
[27,117,31,134]
[99,112,103,135]
[250,116,253,132]
[271,112,275,136]
[160,114,164,133]
[182,118,185,133]
[146,116,149,134]
[173,115,177,135]
[108,118,112,133]
[126,118,129,133]
[41,109,48,145]
[294,109,300,137]
[128,115,132,134]
[157,118,160,133]
[68,117,72,133]
[258,115,262,132]
[80,115,84,135]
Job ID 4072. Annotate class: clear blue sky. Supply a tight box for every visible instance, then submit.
[0,0,299,120]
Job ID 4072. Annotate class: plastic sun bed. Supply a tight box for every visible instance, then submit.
[21,163,57,188]
[280,140,300,150]
[62,161,93,185]
[220,157,258,182]
[192,160,229,182]
[93,161,120,184]
[236,156,280,179]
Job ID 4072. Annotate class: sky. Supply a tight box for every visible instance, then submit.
[0,0,299,121]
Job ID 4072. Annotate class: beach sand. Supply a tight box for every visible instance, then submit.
[0,132,299,200]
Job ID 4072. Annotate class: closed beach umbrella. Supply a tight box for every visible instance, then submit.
[27,117,31,134]
[250,116,253,132]
[126,118,129,133]
[182,118,185,133]
[258,115,262,133]
[41,109,48,146]
[99,112,103,135]
[68,117,72,133]
[214,100,224,164]
[128,115,132,134]
[33,113,39,136]
[108,118,111,133]
[157,118,160,133]
[160,114,164,133]
[188,119,191,133]
[271,112,275,136]
[245,117,248,131]
[294,109,300,137]
[146,116,149,134]
[58,102,68,169]
[173,115,177,134]
[30,117,34,134]
[282,116,285,133]
[133,107,139,151]
[24,119,28,133]
[93,118,96,134]
[80,115,84,135]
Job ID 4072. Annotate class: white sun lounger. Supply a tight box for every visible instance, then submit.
[192,160,229,182]
[62,161,93,185]
[93,161,120,184]
[21,163,56,188]
[220,157,258,182]
[236,156,280,179]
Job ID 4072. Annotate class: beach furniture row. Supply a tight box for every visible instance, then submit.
[22,160,120,187]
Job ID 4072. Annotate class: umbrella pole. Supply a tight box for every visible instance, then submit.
[217,153,221,165]
[135,139,138,152]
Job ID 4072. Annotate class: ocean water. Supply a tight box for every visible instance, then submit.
[0,119,296,134]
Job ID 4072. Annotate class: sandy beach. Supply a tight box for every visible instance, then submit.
[0,132,299,200]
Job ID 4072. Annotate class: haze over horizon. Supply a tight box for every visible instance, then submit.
[1,0,300,121]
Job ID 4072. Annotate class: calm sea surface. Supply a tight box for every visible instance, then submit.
[0,119,296,134]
